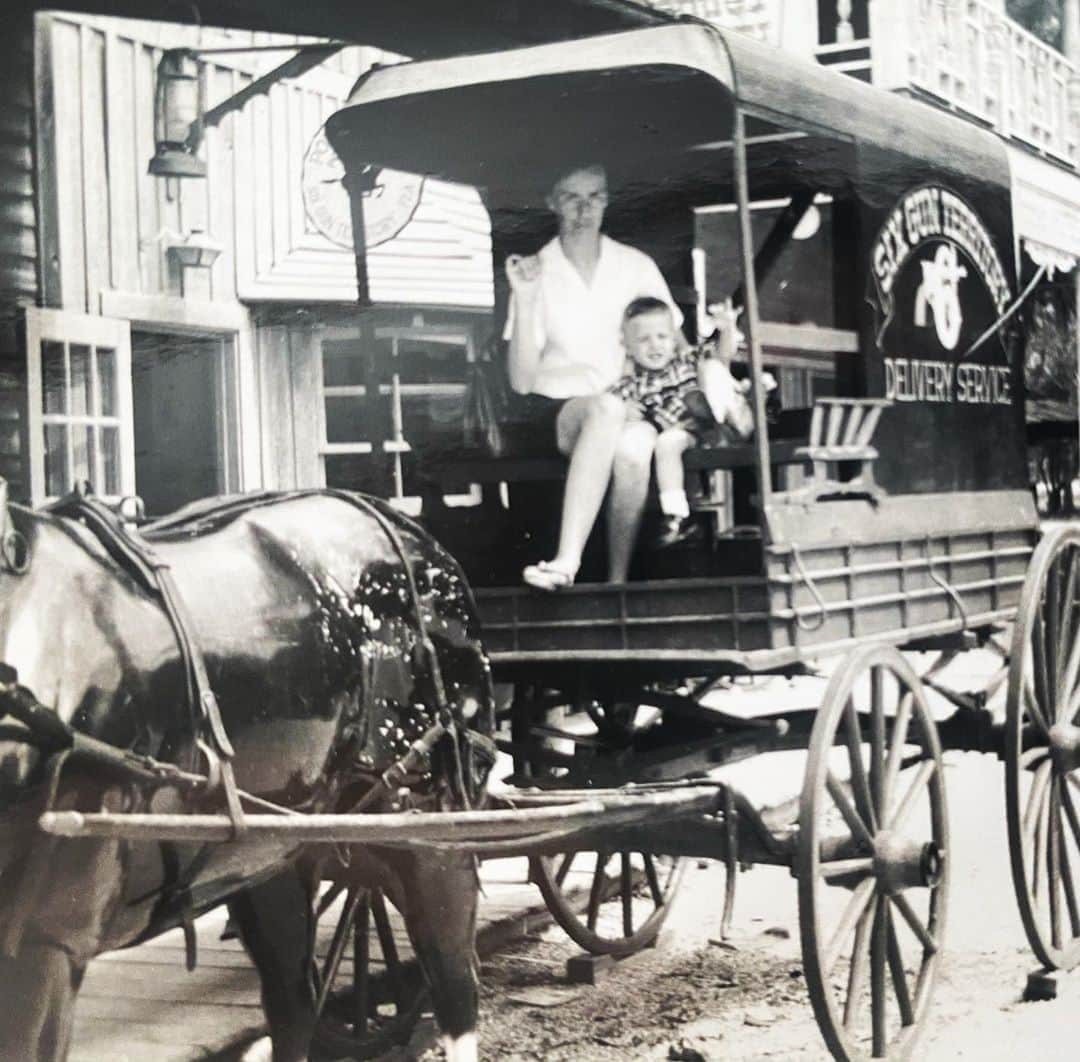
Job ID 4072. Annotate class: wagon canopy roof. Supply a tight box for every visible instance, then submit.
[326,23,1010,204]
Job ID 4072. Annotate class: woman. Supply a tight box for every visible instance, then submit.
[505,163,683,590]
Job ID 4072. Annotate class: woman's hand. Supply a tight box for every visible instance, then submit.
[506,254,541,295]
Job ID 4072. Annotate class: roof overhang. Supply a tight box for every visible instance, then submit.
[28,0,669,58]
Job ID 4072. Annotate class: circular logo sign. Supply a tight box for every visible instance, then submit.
[302,127,424,249]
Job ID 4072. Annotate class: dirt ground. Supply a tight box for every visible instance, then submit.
[420,858,1080,1062]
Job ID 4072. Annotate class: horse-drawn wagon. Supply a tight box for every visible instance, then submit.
[3,18,1076,1062]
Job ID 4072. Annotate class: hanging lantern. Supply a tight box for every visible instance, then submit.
[149,50,206,179]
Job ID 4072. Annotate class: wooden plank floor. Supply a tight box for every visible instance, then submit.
[70,857,548,1062]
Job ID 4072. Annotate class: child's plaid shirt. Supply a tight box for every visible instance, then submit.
[608,349,707,432]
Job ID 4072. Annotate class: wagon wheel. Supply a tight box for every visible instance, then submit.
[797,645,948,1061]
[1006,525,1080,971]
[312,883,428,1060]
[534,847,686,957]
[511,686,686,956]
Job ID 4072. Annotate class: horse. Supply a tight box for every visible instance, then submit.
[0,486,494,1062]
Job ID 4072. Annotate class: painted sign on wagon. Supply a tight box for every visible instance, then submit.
[869,185,1015,406]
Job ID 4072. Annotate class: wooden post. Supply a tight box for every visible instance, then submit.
[344,167,393,496]
[732,107,773,505]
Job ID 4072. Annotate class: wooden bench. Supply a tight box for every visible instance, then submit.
[430,397,889,508]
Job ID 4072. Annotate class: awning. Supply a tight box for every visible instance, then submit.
[1009,147,1080,268]
[328,23,1011,199]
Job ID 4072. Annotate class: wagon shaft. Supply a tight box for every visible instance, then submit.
[38,786,722,846]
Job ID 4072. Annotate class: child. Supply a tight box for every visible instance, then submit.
[609,296,757,546]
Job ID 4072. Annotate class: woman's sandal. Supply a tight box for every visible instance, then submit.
[522,560,576,591]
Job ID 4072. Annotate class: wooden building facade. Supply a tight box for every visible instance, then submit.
[2,9,496,516]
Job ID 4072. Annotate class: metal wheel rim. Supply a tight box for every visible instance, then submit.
[1006,525,1080,971]
[797,645,949,1062]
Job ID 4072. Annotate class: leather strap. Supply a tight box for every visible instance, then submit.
[46,486,243,833]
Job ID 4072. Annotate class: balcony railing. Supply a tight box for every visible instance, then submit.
[649,0,1080,167]
[870,0,1080,165]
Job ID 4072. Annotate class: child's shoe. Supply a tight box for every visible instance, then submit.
[655,514,703,548]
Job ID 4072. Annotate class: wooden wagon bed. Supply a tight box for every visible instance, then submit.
[476,488,1037,675]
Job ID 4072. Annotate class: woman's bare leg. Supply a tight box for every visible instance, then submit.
[606,419,658,583]
[543,393,626,576]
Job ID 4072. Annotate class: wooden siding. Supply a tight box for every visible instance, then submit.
[41,13,493,314]
[0,11,37,501]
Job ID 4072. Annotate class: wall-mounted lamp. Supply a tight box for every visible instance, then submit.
[148,41,347,180]
[149,50,207,179]
[163,228,223,269]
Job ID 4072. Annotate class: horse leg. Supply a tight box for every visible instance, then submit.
[228,863,318,1062]
[0,945,84,1061]
[394,850,480,1062]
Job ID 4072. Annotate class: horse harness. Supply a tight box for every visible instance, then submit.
[4,486,481,824]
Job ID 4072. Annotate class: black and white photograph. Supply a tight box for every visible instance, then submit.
[0,1,1078,1059]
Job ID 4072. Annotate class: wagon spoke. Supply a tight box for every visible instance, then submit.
[826,771,874,851]
[1031,618,1053,732]
[885,904,915,1027]
[1025,669,1051,736]
[586,852,612,932]
[843,699,877,833]
[371,890,405,1011]
[870,894,887,1058]
[985,663,1009,701]
[621,853,634,936]
[882,691,914,820]
[318,887,360,1014]
[1057,553,1080,715]
[887,759,936,835]
[353,892,371,1038]
[1023,761,1053,843]
[1032,780,1051,903]
[1057,798,1080,940]
[842,901,873,1029]
[316,881,346,920]
[1061,780,1080,862]
[889,892,938,955]
[1059,637,1080,724]
[824,876,877,977]
[1020,745,1051,770]
[554,851,577,887]
[1047,776,1062,948]
[870,667,887,818]
[1059,546,1078,637]
[643,854,664,907]
[820,857,874,882]
[1045,561,1061,698]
